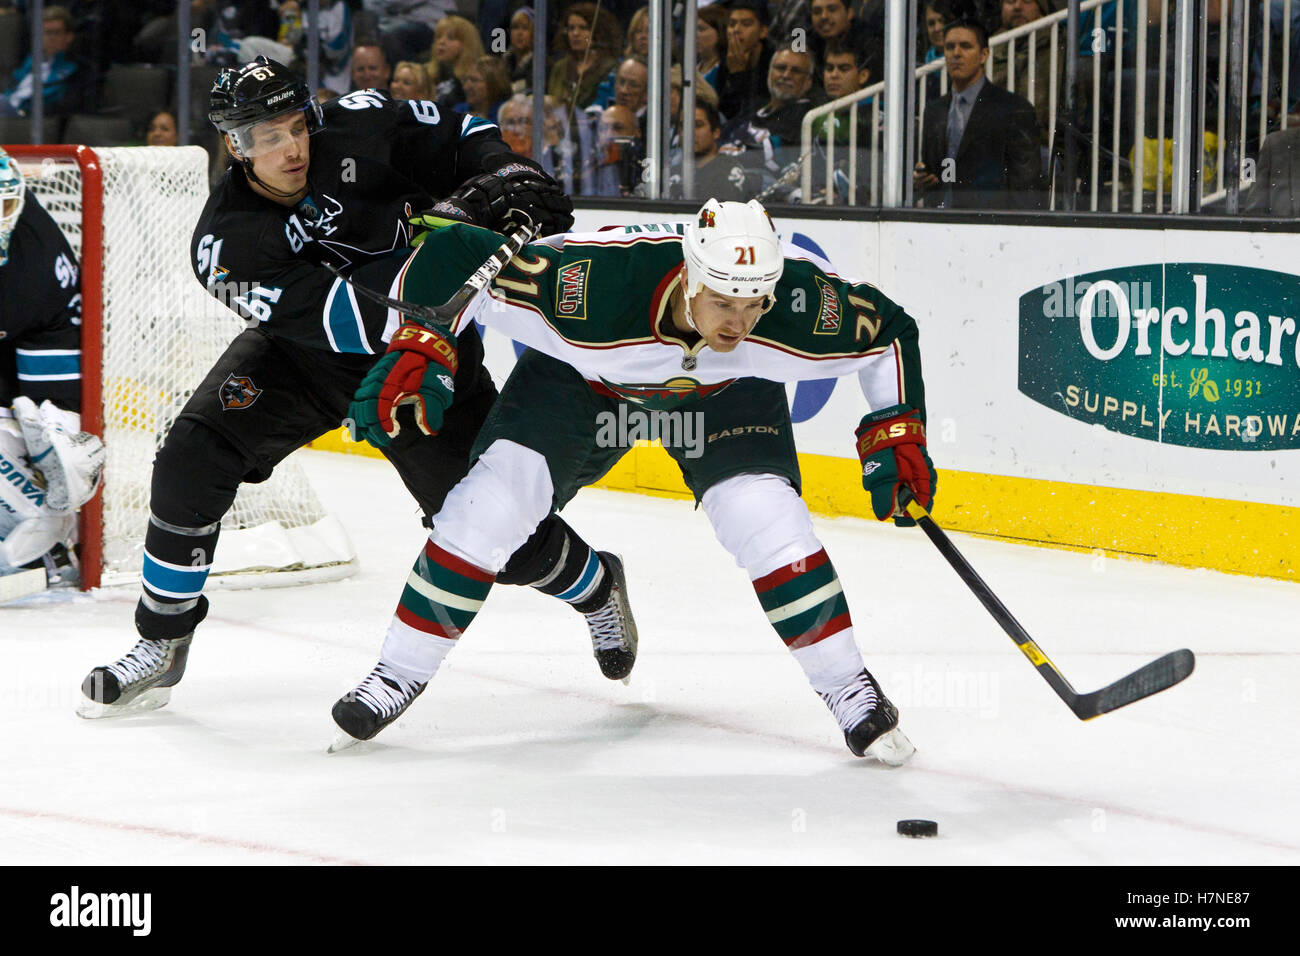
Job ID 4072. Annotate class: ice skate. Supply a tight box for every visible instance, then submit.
[329,662,427,752]
[820,669,915,766]
[584,552,638,682]
[78,634,193,718]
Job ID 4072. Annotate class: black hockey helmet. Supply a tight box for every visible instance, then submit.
[208,56,323,158]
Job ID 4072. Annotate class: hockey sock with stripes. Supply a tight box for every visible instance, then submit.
[380,538,495,683]
[135,513,216,641]
[751,547,866,695]
[497,515,610,614]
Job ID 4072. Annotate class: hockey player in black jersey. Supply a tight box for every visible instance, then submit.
[79,58,637,717]
[0,147,104,591]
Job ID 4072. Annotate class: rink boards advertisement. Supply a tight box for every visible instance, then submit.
[568,210,1299,579]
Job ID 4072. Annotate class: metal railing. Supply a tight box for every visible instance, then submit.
[800,0,1285,213]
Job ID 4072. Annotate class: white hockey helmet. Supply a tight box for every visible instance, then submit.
[0,147,26,267]
[682,198,783,319]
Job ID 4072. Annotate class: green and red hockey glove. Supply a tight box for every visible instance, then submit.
[855,404,936,527]
[348,323,458,449]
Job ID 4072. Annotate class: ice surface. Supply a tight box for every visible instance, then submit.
[2,450,1296,865]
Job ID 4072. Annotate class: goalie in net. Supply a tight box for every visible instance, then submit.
[0,146,105,599]
[79,57,639,717]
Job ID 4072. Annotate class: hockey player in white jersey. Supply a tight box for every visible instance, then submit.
[330,199,935,761]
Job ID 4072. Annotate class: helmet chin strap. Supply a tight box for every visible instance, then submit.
[678,266,699,331]
[241,157,304,199]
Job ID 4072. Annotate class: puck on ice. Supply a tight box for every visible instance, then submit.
[897,819,938,838]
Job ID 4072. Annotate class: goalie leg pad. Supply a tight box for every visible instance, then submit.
[0,513,76,571]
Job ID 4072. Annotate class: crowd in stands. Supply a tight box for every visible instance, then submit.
[0,0,1294,212]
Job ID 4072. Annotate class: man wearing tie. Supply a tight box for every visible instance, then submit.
[914,17,1043,210]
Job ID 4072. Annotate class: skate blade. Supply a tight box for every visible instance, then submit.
[327,729,364,754]
[76,687,172,720]
[865,727,916,767]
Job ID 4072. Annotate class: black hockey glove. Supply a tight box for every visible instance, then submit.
[451,160,575,236]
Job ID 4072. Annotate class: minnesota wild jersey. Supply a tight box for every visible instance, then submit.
[398,222,925,417]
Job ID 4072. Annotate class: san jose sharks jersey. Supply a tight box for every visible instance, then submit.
[191,89,516,355]
[0,196,82,411]
[398,222,925,418]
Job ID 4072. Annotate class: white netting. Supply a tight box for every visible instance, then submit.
[17,146,356,586]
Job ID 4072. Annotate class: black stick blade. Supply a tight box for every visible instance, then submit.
[1072,649,1196,720]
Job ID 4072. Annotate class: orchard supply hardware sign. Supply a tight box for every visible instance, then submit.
[1018,263,1300,451]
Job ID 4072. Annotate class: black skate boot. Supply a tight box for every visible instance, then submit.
[329,662,427,752]
[78,634,194,718]
[820,669,915,765]
[583,552,638,682]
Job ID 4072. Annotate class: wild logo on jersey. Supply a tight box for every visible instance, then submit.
[219,373,262,411]
[813,276,841,335]
[556,259,591,320]
[596,376,734,411]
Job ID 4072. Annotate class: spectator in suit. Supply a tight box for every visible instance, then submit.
[716,0,774,120]
[390,60,433,100]
[1,6,90,118]
[1243,126,1300,216]
[350,41,392,91]
[914,18,1043,209]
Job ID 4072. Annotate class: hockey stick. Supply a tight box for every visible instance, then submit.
[324,220,540,329]
[898,490,1195,719]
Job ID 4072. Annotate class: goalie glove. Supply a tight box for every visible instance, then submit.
[855,404,936,527]
[11,397,105,512]
[347,322,459,449]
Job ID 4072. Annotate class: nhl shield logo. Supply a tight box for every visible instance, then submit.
[219,373,262,410]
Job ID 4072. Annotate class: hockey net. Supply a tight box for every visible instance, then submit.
[8,145,357,589]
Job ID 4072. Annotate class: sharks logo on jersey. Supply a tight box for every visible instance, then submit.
[219,373,262,410]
